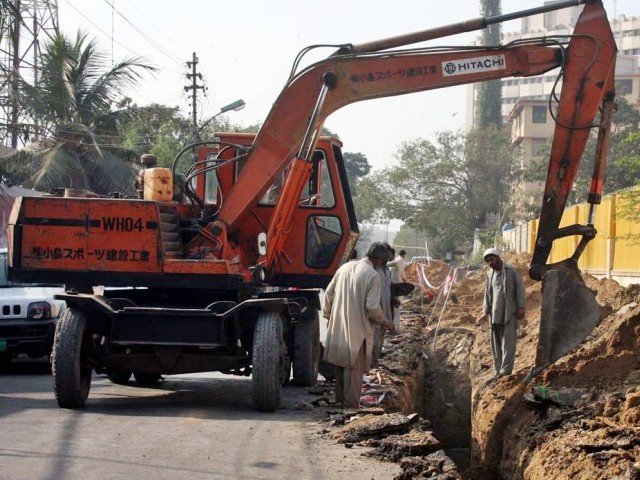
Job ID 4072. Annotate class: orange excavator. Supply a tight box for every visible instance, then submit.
[8,0,616,410]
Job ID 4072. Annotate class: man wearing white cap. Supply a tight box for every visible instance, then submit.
[478,248,525,377]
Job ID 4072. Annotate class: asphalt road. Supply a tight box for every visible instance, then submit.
[0,359,399,480]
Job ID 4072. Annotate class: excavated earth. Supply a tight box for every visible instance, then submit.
[317,255,640,479]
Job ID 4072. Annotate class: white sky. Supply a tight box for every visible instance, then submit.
[57,0,637,171]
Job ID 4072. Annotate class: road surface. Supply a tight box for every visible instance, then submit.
[0,359,399,480]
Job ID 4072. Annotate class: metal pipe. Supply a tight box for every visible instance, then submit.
[587,204,597,226]
[432,267,458,355]
[298,72,337,161]
[342,0,587,54]
[425,266,452,328]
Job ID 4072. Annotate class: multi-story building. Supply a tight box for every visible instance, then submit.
[466,3,640,144]
[465,2,640,223]
[465,2,639,219]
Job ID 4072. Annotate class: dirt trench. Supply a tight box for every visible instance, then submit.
[423,327,476,471]
[395,257,640,479]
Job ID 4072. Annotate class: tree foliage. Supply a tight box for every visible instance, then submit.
[342,151,371,195]
[355,126,516,255]
[0,31,154,194]
[114,101,191,167]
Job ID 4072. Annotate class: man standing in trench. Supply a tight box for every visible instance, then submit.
[388,248,408,333]
[478,248,525,377]
[372,244,393,366]
[322,242,396,408]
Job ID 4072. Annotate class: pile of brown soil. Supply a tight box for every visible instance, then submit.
[461,253,640,479]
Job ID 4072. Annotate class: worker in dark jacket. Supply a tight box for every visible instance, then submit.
[478,248,525,377]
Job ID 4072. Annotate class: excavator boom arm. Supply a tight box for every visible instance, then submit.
[220,0,616,249]
[220,44,563,230]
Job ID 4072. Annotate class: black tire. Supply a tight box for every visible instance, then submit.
[0,353,11,373]
[292,308,320,386]
[282,351,292,385]
[52,308,93,408]
[133,371,162,386]
[252,311,285,412]
[107,370,132,384]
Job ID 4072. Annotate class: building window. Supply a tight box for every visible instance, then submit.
[532,105,547,124]
[616,79,633,95]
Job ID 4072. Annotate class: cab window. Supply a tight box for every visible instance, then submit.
[259,150,335,207]
[305,216,342,268]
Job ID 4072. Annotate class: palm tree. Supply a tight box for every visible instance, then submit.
[0,31,155,194]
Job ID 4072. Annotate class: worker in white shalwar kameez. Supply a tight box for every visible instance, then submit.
[322,243,396,408]
[372,255,393,366]
[479,248,526,377]
[387,249,408,333]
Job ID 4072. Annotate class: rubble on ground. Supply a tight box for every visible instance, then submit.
[396,451,462,480]
[331,412,418,443]
[372,430,442,461]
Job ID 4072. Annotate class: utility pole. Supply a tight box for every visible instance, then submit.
[0,0,59,148]
[184,52,204,140]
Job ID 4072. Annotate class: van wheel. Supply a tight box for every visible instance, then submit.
[252,311,285,412]
[52,308,93,408]
[107,370,132,384]
[134,371,162,386]
[0,353,11,373]
[292,309,320,386]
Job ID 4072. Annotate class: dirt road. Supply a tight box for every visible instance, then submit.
[0,359,399,480]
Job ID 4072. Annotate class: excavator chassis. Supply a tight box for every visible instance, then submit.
[49,288,321,412]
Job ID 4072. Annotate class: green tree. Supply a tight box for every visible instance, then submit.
[355,126,516,255]
[613,127,640,242]
[342,151,371,195]
[475,0,502,128]
[0,31,154,194]
[115,102,191,167]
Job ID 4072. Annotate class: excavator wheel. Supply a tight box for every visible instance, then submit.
[292,308,320,386]
[252,311,285,412]
[52,308,93,408]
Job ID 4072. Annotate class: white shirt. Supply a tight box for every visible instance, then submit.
[388,255,407,283]
[322,258,386,368]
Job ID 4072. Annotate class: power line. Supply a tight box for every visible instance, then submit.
[61,0,185,75]
[102,0,184,66]
[62,0,137,57]
[121,0,189,57]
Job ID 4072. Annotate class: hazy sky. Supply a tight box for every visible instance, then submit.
[57,0,637,170]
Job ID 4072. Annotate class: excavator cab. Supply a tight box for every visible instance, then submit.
[191,133,359,287]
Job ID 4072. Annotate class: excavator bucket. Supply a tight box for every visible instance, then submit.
[526,262,601,382]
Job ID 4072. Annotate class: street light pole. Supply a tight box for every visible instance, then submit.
[197,99,246,140]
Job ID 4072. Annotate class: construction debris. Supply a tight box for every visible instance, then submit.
[373,430,441,461]
[395,451,461,480]
[332,412,417,443]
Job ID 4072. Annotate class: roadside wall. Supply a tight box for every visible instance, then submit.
[503,190,640,285]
